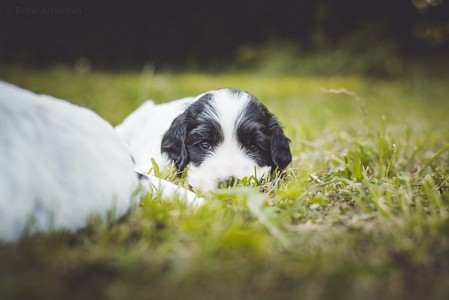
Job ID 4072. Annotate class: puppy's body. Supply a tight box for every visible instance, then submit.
[116,88,292,192]
[116,97,195,174]
[0,82,202,242]
[0,82,138,242]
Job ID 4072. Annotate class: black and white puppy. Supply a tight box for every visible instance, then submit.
[116,88,292,192]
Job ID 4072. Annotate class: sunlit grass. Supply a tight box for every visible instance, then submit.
[0,65,448,299]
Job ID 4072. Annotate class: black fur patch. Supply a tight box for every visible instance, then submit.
[237,95,292,171]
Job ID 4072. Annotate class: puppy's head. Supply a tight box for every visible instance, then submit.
[161,88,291,192]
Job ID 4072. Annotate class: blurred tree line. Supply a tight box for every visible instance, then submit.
[1,0,448,74]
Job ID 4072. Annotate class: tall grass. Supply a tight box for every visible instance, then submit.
[0,65,448,299]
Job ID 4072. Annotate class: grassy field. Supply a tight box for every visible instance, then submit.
[0,66,448,300]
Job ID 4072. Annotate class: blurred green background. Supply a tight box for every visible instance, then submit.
[1,1,449,300]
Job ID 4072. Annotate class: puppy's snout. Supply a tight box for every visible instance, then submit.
[218,176,236,189]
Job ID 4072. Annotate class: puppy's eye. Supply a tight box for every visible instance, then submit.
[249,144,258,151]
[200,141,212,150]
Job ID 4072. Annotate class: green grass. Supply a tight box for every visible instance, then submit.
[1,66,449,300]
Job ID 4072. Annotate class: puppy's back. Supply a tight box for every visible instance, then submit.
[0,82,138,242]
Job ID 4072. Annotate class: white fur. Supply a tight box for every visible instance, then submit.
[0,82,202,242]
[139,174,204,206]
[115,97,195,173]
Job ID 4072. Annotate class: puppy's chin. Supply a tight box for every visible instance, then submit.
[186,162,272,192]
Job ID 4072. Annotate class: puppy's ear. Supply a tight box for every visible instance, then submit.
[268,115,292,171]
[161,113,190,171]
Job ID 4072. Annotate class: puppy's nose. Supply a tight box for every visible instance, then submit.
[218,177,236,188]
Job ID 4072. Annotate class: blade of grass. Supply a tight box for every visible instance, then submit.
[421,143,449,174]
[246,190,292,250]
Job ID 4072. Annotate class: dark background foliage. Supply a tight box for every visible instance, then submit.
[0,0,448,70]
